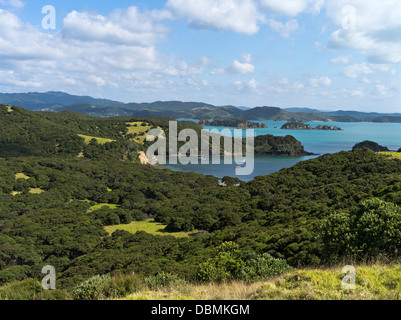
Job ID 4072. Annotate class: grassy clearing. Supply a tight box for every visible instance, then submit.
[6,105,13,112]
[78,134,115,145]
[29,188,44,194]
[121,264,401,300]
[123,281,264,300]
[15,173,30,180]
[11,188,44,195]
[87,203,120,213]
[380,151,401,160]
[253,264,401,300]
[126,122,152,144]
[104,219,198,238]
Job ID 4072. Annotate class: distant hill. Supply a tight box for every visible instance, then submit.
[284,107,323,114]
[2,91,401,122]
[0,91,123,111]
[123,101,216,112]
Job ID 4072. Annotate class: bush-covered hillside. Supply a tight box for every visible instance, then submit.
[2,104,401,299]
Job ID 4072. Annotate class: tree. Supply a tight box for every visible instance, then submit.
[323,199,401,259]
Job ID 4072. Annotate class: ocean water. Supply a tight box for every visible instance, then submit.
[162,121,401,181]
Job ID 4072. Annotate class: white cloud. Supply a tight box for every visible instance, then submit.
[376,84,389,97]
[267,19,299,38]
[166,0,264,35]
[342,63,396,79]
[343,63,373,79]
[186,77,209,90]
[273,77,304,93]
[242,53,252,63]
[0,0,25,9]
[88,75,106,86]
[260,0,325,16]
[248,79,260,89]
[62,7,168,46]
[341,88,365,98]
[0,8,203,97]
[326,0,401,64]
[235,79,260,90]
[330,55,350,64]
[230,60,255,74]
[309,76,332,87]
[212,54,255,75]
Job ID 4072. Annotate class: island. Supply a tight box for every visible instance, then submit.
[253,134,315,156]
[352,141,390,152]
[196,119,268,129]
[280,122,342,131]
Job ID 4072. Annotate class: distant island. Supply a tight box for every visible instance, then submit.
[281,122,342,131]
[196,119,267,128]
[352,141,389,152]
[254,134,315,156]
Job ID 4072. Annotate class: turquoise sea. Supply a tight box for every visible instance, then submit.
[162,121,401,181]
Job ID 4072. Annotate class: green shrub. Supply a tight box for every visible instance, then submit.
[72,275,111,300]
[323,198,401,260]
[0,279,41,300]
[197,242,290,282]
[197,242,244,282]
[102,273,145,298]
[144,272,184,290]
[0,265,31,285]
[0,279,72,300]
[239,253,291,282]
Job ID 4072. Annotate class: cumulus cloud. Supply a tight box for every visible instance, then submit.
[341,88,365,98]
[0,9,64,61]
[267,19,299,38]
[212,54,255,75]
[166,0,264,35]
[326,0,401,64]
[342,63,396,79]
[186,77,209,90]
[260,0,325,16]
[309,76,332,87]
[62,7,168,46]
[235,79,260,90]
[272,77,304,93]
[0,0,25,9]
[330,55,351,64]
[0,7,202,97]
[230,60,255,74]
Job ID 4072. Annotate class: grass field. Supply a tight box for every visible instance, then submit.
[11,188,44,196]
[29,188,44,194]
[126,122,152,144]
[15,173,30,180]
[78,134,115,145]
[6,106,13,112]
[380,151,401,160]
[87,203,120,213]
[122,263,401,300]
[104,219,198,238]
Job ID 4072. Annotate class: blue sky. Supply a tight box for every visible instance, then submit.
[1,0,401,112]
